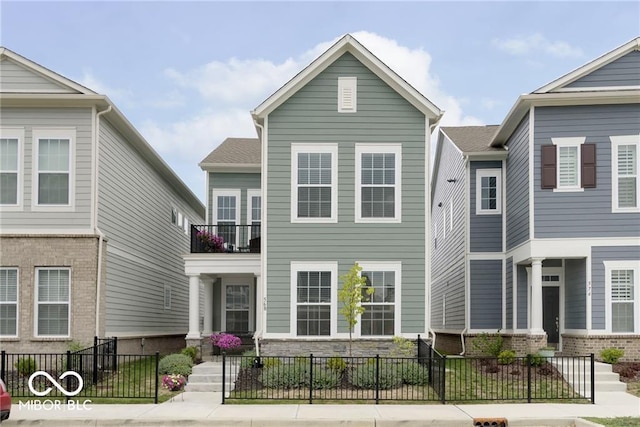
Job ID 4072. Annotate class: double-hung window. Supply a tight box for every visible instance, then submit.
[611,135,639,212]
[359,262,401,336]
[355,144,401,222]
[291,262,336,336]
[0,268,18,337]
[33,129,74,208]
[291,144,337,223]
[212,189,240,247]
[0,128,22,207]
[36,268,70,337]
[476,169,502,215]
[605,261,639,333]
[541,137,595,191]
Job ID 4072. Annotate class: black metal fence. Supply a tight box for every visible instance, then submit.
[191,224,260,254]
[221,337,594,404]
[0,337,160,403]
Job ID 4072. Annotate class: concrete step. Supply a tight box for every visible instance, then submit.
[188,373,237,383]
[184,382,232,392]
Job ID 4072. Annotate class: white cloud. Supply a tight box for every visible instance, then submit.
[79,71,134,107]
[492,34,583,58]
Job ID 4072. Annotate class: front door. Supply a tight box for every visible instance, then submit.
[225,284,250,334]
[542,286,560,347]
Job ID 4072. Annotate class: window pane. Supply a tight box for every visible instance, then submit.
[0,305,17,335]
[0,139,18,170]
[39,139,69,171]
[361,306,394,336]
[0,172,17,204]
[39,173,69,204]
[612,302,634,333]
[38,304,69,336]
[38,269,69,302]
[558,146,578,187]
[618,145,637,176]
[480,175,498,211]
[611,269,635,333]
[298,187,331,218]
[361,187,394,218]
[297,305,330,336]
[0,269,18,302]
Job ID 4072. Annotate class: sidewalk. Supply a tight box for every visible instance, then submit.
[5,391,640,426]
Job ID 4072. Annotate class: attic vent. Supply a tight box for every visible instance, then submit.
[338,77,357,113]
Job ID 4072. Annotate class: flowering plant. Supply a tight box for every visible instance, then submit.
[196,230,225,253]
[210,333,242,351]
[162,374,186,391]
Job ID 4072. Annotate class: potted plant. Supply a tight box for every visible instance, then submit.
[210,332,242,355]
[162,374,186,392]
[196,230,225,253]
[538,346,555,358]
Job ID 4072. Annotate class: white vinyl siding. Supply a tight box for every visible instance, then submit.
[552,137,585,192]
[476,169,502,215]
[32,128,75,210]
[355,144,401,222]
[338,77,357,113]
[0,268,18,336]
[605,260,640,334]
[35,268,70,337]
[164,284,171,310]
[291,262,337,337]
[611,135,640,212]
[358,261,401,337]
[291,144,338,223]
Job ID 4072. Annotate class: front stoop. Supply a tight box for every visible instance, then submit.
[185,361,238,392]
[553,359,627,394]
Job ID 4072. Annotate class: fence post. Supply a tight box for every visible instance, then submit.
[375,354,380,405]
[222,353,226,404]
[527,354,532,403]
[428,344,434,386]
[590,353,595,404]
[66,350,72,403]
[441,355,446,404]
[92,339,99,385]
[113,337,118,372]
[154,352,159,404]
[417,334,421,358]
[1,351,5,384]
[309,354,313,404]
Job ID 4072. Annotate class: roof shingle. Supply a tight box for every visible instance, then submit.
[441,126,504,154]
[199,137,261,166]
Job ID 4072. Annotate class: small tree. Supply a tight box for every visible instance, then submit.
[339,262,374,357]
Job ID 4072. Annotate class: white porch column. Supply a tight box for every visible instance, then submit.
[203,279,214,336]
[530,258,545,334]
[186,274,201,339]
[255,274,263,334]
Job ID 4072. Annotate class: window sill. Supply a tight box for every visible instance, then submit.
[552,188,584,193]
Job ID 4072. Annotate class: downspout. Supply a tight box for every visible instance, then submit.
[459,328,468,356]
[252,117,264,357]
[94,105,112,337]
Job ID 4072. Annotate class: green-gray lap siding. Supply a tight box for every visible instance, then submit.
[517,265,528,329]
[470,161,503,252]
[534,104,640,238]
[505,115,530,250]
[565,258,586,330]
[265,52,427,334]
[207,172,261,224]
[590,245,640,330]
[431,135,466,330]
[469,260,502,329]
[505,257,513,329]
[98,120,203,335]
[0,58,76,93]
[566,51,640,88]
[0,107,93,229]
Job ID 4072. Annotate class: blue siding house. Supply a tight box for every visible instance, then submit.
[431,38,640,360]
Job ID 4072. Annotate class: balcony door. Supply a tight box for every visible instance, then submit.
[212,190,240,249]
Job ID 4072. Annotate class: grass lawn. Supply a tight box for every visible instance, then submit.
[584,418,640,427]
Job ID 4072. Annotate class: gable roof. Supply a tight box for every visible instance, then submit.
[441,126,503,154]
[199,138,261,171]
[251,34,443,124]
[491,37,640,147]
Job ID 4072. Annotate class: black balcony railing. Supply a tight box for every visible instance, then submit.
[191,224,261,254]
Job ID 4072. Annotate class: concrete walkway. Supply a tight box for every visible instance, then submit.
[5,391,640,426]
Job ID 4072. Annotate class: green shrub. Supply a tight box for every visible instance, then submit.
[67,341,88,352]
[472,331,504,357]
[326,356,347,372]
[240,349,257,369]
[401,361,429,385]
[391,336,417,357]
[310,368,340,389]
[601,348,624,364]
[181,346,198,362]
[528,354,545,367]
[15,357,37,377]
[497,350,516,365]
[349,363,402,390]
[158,353,193,376]
[260,364,307,389]
[262,357,282,369]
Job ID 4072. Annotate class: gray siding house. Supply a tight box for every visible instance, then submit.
[431,38,640,361]
[0,47,205,353]
[184,34,443,355]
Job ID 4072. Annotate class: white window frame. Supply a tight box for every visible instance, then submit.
[212,189,241,247]
[291,144,338,223]
[247,189,261,242]
[551,137,585,192]
[338,77,357,113]
[290,261,338,337]
[611,135,640,213]
[475,169,502,215]
[34,267,71,338]
[0,128,24,210]
[356,261,402,337]
[0,267,19,337]
[604,260,640,334]
[164,284,172,310]
[355,143,402,223]
[32,128,75,211]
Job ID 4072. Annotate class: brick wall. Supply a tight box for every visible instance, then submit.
[562,334,640,362]
[434,332,547,357]
[116,334,186,356]
[260,339,408,357]
[0,235,105,353]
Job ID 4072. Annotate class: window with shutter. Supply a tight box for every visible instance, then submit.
[611,135,640,212]
[546,137,588,191]
[338,77,357,113]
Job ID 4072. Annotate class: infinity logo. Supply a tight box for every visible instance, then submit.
[28,371,84,397]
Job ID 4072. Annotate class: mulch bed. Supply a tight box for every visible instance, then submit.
[613,362,640,383]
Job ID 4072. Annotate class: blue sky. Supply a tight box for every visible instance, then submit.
[2,1,639,204]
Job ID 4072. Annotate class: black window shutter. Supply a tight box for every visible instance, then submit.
[541,145,557,189]
[581,144,596,188]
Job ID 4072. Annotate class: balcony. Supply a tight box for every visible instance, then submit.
[190,224,261,254]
